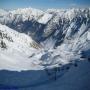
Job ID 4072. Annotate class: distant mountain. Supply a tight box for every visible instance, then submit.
[0,8,90,44]
[0,9,8,16]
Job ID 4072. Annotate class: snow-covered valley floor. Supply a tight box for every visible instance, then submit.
[0,60,90,90]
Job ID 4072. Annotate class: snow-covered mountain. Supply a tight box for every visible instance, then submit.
[0,8,90,43]
[0,24,44,71]
[0,9,8,16]
[0,7,90,90]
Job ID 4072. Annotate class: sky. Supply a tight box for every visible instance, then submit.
[0,0,90,10]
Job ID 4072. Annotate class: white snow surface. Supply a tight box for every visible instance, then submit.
[0,8,90,90]
[0,8,90,72]
[0,8,90,24]
[38,13,53,24]
[0,23,80,71]
[0,24,44,71]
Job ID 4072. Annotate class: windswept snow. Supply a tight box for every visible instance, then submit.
[38,13,53,24]
[0,8,90,71]
[0,24,44,71]
[0,24,33,51]
[0,7,90,90]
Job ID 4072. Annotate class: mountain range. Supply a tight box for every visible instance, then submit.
[0,7,90,90]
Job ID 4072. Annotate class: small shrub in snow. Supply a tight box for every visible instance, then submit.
[66,66,70,70]
[0,40,7,49]
[74,63,78,67]
[88,58,90,62]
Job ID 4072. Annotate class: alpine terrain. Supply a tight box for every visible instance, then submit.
[0,8,90,90]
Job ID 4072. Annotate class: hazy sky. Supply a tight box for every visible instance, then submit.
[0,0,90,10]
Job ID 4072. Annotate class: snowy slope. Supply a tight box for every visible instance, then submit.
[32,60,90,90]
[0,8,90,71]
[0,24,33,50]
[0,8,90,70]
[0,24,44,71]
[38,13,53,24]
[0,8,90,90]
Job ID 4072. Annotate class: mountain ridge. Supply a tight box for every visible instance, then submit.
[0,7,90,71]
